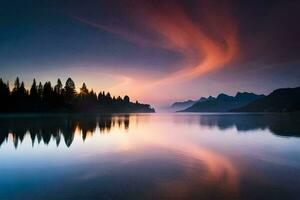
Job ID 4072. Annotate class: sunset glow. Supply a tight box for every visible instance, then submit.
[74,1,239,103]
[1,0,299,105]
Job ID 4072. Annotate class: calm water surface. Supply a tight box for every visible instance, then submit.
[0,113,300,200]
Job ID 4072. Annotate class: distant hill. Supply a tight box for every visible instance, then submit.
[180,92,265,112]
[169,100,196,111]
[169,96,213,111]
[232,87,300,112]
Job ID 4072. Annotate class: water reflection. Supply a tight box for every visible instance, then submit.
[0,114,300,199]
[197,114,300,137]
[1,114,300,149]
[0,114,129,148]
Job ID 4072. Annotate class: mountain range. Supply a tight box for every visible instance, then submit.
[180,92,265,112]
[172,86,300,113]
[232,87,300,112]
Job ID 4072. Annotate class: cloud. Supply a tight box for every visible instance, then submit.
[72,0,239,103]
[75,0,238,83]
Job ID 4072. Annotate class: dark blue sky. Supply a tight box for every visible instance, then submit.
[1,0,300,105]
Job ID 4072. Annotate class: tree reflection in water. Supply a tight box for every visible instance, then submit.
[0,114,130,148]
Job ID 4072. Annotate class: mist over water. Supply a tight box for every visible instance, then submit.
[0,113,300,199]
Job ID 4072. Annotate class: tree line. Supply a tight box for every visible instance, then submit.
[0,77,154,113]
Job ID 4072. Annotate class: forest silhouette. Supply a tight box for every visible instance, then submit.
[0,77,154,113]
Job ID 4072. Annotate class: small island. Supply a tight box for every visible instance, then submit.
[0,77,155,113]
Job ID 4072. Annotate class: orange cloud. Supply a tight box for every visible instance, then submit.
[73,0,239,103]
[135,1,238,85]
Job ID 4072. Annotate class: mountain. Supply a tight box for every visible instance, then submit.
[232,87,300,112]
[169,100,196,111]
[180,92,265,112]
[169,96,213,111]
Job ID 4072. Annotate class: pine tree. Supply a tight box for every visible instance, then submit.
[19,81,27,97]
[30,79,38,98]
[0,79,10,111]
[12,77,20,95]
[124,95,130,103]
[38,82,43,98]
[80,83,89,96]
[54,79,63,94]
[64,78,76,101]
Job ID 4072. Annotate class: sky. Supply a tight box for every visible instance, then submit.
[1,0,300,106]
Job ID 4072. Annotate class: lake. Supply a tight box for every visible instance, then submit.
[0,113,300,200]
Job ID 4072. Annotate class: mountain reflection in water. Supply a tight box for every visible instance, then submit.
[197,114,300,137]
[0,114,299,149]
